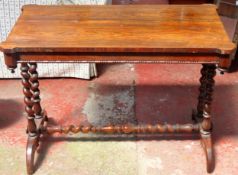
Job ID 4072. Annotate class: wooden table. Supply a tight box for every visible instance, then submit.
[0,4,235,175]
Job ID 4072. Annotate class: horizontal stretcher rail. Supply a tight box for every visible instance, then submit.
[43,123,201,135]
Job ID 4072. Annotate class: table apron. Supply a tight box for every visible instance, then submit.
[18,54,220,64]
[4,53,231,72]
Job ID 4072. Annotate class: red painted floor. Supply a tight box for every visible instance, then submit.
[0,63,238,175]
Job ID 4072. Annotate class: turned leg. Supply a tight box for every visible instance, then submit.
[21,63,39,175]
[28,63,42,119]
[28,63,48,121]
[197,64,209,119]
[198,64,216,173]
[21,63,38,136]
[21,63,47,175]
[192,64,212,121]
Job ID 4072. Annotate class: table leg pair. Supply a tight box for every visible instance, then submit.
[20,63,216,175]
[20,63,48,175]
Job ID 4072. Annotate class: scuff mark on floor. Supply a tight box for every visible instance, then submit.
[82,85,136,126]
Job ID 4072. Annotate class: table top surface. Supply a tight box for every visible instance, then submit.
[0,4,235,55]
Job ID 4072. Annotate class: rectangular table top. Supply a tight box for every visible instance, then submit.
[0,4,235,55]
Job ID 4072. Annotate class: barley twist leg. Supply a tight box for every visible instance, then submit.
[199,64,216,173]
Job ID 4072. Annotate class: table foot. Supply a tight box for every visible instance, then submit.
[26,135,39,175]
[200,132,215,173]
[26,110,47,175]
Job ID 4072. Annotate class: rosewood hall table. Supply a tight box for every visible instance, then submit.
[0,4,235,175]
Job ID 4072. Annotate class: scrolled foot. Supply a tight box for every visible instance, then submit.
[26,136,39,175]
[200,133,215,173]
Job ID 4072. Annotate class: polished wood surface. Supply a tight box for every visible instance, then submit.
[0,4,235,55]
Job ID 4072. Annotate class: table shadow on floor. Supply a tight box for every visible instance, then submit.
[0,99,23,129]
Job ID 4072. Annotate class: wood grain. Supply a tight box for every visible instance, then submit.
[0,4,235,55]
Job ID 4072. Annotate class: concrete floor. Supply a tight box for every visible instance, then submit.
[0,63,238,175]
